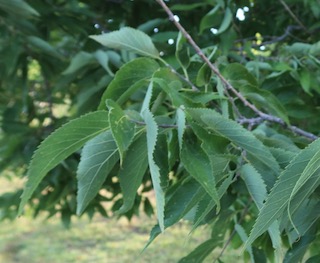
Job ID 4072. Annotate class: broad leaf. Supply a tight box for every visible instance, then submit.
[246,138,320,247]
[19,111,109,215]
[223,63,289,123]
[0,0,39,18]
[63,51,94,75]
[77,130,119,214]
[90,27,160,58]
[98,58,159,109]
[118,135,148,214]
[181,133,220,211]
[186,108,280,179]
[106,100,135,165]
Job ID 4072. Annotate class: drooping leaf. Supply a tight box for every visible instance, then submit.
[175,31,190,70]
[178,238,219,263]
[223,63,289,123]
[217,7,233,34]
[76,130,119,214]
[90,27,160,59]
[186,108,280,180]
[181,133,220,211]
[200,5,221,34]
[289,146,320,206]
[63,51,95,75]
[94,50,115,76]
[118,135,148,214]
[106,100,135,165]
[143,178,206,250]
[241,164,267,209]
[141,81,165,231]
[0,0,39,18]
[176,106,186,151]
[98,58,159,109]
[241,164,282,253]
[246,138,320,247]
[27,36,63,59]
[18,111,110,215]
[234,224,254,263]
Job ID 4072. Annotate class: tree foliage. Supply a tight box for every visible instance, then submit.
[1,0,320,262]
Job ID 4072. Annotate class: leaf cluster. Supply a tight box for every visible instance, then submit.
[2,0,320,262]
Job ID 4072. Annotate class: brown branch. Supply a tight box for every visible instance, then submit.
[156,0,318,141]
[278,0,307,31]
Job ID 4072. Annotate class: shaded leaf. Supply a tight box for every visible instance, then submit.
[27,36,62,59]
[63,51,94,75]
[118,135,148,214]
[0,0,39,18]
[181,133,220,211]
[76,130,119,214]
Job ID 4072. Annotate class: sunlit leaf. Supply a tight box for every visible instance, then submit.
[19,111,110,215]
[246,138,320,247]
[90,27,160,58]
[106,100,135,164]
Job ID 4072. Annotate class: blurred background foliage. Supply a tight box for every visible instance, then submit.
[1,0,320,230]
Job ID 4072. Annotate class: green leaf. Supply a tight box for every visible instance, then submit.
[0,0,39,18]
[223,63,289,123]
[94,50,115,76]
[217,7,233,34]
[77,130,119,214]
[118,135,148,214]
[241,164,267,209]
[178,238,219,263]
[106,100,135,165]
[141,82,165,231]
[181,133,220,211]
[290,147,320,203]
[299,69,312,95]
[241,164,282,252]
[176,106,186,151]
[63,51,95,75]
[18,111,110,215]
[175,31,190,70]
[90,27,159,59]
[234,224,254,263]
[200,5,221,34]
[246,138,320,247]
[98,58,159,109]
[27,36,62,59]
[144,179,206,250]
[187,108,280,178]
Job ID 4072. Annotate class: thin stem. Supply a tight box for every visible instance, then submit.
[156,0,318,141]
[278,0,307,30]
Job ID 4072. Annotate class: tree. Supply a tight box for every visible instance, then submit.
[1,0,320,262]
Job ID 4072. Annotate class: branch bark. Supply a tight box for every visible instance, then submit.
[156,0,318,141]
